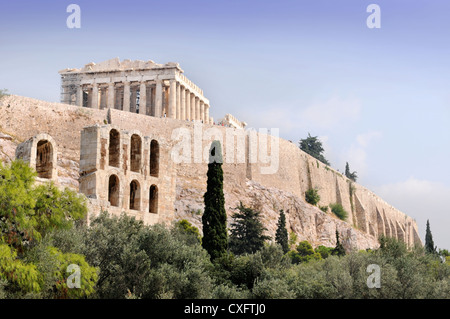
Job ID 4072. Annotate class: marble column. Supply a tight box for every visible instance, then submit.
[190,94,196,121]
[123,81,130,112]
[139,82,147,115]
[154,79,162,117]
[200,101,205,123]
[107,83,115,109]
[168,79,177,118]
[195,97,200,121]
[180,86,186,120]
[130,86,138,113]
[176,82,181,119]
[77,85,83,107]
[185,90,191,120]
[205,104,210,124]
[91,83,99,109]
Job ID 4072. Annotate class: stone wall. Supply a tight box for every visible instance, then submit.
[0,95,421,250]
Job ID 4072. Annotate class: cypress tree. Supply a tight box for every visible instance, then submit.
[345,162,350,178]
[333,230,346,256]
[202,141,228,260]
[425,220,436,254]
[275,210,289,254]
[345,162,357,182]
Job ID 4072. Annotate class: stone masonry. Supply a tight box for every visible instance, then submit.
[0,56,423,251]
[79,124,176,225]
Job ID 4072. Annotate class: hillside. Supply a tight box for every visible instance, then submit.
[0,95,421,251]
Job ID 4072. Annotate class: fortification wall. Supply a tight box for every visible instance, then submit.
[0,95,421,250]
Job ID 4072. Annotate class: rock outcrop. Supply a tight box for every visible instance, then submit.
[0,95,421,251]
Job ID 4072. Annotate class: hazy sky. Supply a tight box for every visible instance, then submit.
[1,0,449,248]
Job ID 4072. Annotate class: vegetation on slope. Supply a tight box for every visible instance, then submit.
[0,159,449,299]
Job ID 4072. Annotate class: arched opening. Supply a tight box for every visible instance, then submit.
[150,139,159,177]
[36,140,53,179]
[149,185,158,214]
[129,180,140,210]
[108,174,120,207]
[109,129,120,167]
[130,134,142,173]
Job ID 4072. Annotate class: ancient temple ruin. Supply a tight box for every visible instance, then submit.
[59,58,212,123]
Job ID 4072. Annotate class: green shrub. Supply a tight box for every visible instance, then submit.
[252,275,295,299]
[319,206,328,213]
[173,219,202,244]
[315,245,334,259]
[289,231,298,248]
[289,241,322,264]
[329,203,348,221]
[305,188,320,206]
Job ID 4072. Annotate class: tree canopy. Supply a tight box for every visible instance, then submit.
[229,202,270,255]
[0,160,96,298]
[345,162,358,182]
[299,133,330,165]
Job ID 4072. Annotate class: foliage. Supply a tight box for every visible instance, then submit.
[174,219,201,244]
[4,209,449,299]
[440,249,450,257]
[289,241,322,264]
[0,160,87,250]
[333,231,346,257]
[329,203,348,221]
[33,183,87,239]
[305,188,320,206]
[319,205,328,213]
[71,212,214,299]
[288,231,298,249]
[0,243,41,294]
[425,220,437,255]
[202,141,228,261]
[229,202,270,255]
[439,249,450,265]
[0,160,93,299]
[212,245,290,292]
[299,133,330,165]
[345,162,358,182]
[275,210,289,254]
[315,245,334,259]
[30,245,97,299]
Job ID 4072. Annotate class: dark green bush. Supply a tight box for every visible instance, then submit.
[319,206,328,213]
[329,203,348,221]
[305,188,320,205]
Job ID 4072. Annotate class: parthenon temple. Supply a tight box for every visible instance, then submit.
[59,58,212,123]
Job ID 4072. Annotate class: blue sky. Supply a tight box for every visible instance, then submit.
[1,0,449,248]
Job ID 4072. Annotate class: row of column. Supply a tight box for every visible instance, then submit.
[78,79,211,123]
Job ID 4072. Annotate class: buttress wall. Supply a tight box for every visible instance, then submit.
[79,124,176,225]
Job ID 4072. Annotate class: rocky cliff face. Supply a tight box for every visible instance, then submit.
[174,178,379,251]
[0,95,421,251]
